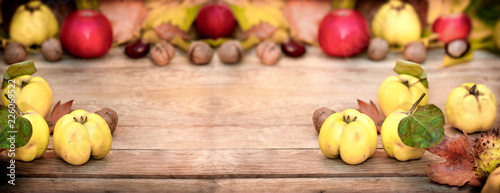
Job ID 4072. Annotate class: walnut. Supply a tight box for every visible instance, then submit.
[404,41,426,64]
[95,108,118,134]
[217,40,243,64]
[313,107,335,133]
[150,41,175,66]
[256,41,281,65]
[41,38,63,62]
[187,41,213,65]
[4,42,26,64]
[368,37,389,61]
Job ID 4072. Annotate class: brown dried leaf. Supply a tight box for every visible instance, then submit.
[154,23,191,41]
[100,1,148,45]
[46,100,74,134]
[239,22,277,41]
[425,133,476,186]
[283,0,331,45]
[356,100,384,133]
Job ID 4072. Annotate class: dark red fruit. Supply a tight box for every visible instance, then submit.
[281,39,306,58]
[195,3,236,39]
[125,39,150,59]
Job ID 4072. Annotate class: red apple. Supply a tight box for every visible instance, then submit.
[195,3,235,39]
[318,9,370,57]
[60,9,113,58]
[432,13,471,43]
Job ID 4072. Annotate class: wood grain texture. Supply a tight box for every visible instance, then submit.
[0,46,497,192]
[0,177,480,193]
[0,149,444,179]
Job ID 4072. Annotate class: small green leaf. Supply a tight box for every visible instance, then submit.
[394,59,424,77]
[398,104,445,149]
[0,106,33,149]
[394,59,429,88]
[4,60,37,80]
[2,60,37,89]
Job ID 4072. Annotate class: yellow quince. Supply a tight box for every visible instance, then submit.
[318,109,378,165]
[378,74,428,117]
[10,1,59,47]
[381,109,426,161]
[53,109,112,165]
[2,75,53,118]
[5,110,49,162]
[445,83,497,133]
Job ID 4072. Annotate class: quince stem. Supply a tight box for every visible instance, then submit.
[407,93,426,115]
[3,94,24,116]
[469,84,479,96]
[343,115,357,124]
[73,116,88,125]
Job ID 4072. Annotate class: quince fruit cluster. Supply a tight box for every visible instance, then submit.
[2,61,115,165]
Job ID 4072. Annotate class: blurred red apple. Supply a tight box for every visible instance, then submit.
[60,9,113,58]
[318,9,370,57]
[195,3,235,39]
[432,13,471,43]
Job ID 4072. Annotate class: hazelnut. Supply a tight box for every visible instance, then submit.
[445,39,469,58]
[187,41,213,65]
[313,107,335,133]
[4,42,26,65]
[368,37,389,61]
[41,38,63,62]
[150,42,175,66]
[217,40,243,64]
[403,41,426,63]
[256,41,281,65]
[95,108,118,134]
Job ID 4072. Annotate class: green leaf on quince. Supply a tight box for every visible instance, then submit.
[398,104,445,149]
[0,105,33,149]
[2,60,37,89]
[393,59,429,88]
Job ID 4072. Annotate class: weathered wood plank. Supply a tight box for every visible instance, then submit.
[41,125,470,150]
[2,47,494,129]
[0,149,444,179]
[0,177,480,193]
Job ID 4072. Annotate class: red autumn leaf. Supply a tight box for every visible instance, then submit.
[239,22,277,41]
[46,100,74,134]
[356,100,384,133]
[100,0,148,45]
[425,133,477,187]
[153,22,191,41]
[283,0,331,45]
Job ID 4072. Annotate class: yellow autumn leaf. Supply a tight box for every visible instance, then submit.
[229,0,288,31]
[142,0,203,32]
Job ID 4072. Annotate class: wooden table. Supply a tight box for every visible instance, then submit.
[1,46,499,192]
